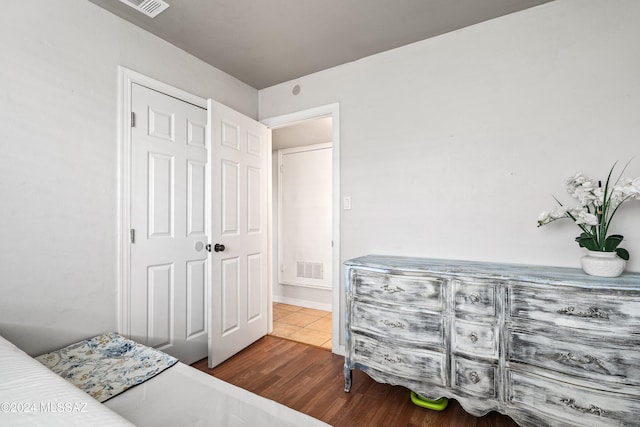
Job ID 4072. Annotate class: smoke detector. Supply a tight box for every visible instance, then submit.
[118,0,170,18]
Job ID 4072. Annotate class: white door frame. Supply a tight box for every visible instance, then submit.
[117,66,208,336]
[262,103,343,355]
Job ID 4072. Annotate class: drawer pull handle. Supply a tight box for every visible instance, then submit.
[469,332,478,344]
[468,293,481,304]
[557,306,609,319]
[468,371,480,384]
[381,319,405,329]
[558,353,609,374]
[560,398,607,417]
[383,354,401,364]
[381,284,405,294]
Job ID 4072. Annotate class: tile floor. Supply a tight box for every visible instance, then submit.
[270,303,332,350]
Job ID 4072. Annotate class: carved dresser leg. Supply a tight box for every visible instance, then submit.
[344,361,352,392]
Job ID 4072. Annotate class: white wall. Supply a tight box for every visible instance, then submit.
[259,0,640,343]
[0,0,258,355]
[275,146,333,310]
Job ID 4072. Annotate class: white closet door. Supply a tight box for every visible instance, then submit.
[130,83,208,364]
[208,99,270,368]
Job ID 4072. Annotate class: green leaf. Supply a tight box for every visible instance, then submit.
[575,233,598,251]
[604,234,624,251]
[616,247,630,261]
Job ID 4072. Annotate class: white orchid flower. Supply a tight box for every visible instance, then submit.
[571,180,599,206]
[537,211,552,226]
[612,177,640,201]
[537,206,570,226]
[575,211,599,226]
[565,172,588,191]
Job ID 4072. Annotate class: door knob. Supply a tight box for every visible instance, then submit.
[214,243,225,252]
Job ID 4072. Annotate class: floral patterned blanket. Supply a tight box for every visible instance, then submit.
[35,332,177,403]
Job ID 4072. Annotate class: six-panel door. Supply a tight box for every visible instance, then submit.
[130,83,208,364]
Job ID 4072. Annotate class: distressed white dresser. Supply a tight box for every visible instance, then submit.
[344,255,640,427]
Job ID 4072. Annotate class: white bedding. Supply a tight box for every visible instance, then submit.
[0,335,134,426]
[105,361,331,427]
[1,334,330,427]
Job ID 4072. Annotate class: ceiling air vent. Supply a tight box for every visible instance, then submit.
[118,0,170,18]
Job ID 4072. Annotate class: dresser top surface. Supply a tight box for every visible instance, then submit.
[345,255,640,289]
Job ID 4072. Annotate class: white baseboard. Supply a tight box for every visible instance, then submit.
[272,295,332,312]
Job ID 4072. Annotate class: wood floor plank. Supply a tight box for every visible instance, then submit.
[192,336,520,427]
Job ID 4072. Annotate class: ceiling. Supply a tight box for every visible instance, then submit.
[89,0,552,90]
[272,117,333,150]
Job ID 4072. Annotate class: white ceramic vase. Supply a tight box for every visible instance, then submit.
[580,250,626,277]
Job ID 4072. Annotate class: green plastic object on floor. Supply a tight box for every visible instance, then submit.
[410,391,449,411]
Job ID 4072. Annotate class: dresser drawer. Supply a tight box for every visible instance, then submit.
[507,369,640,427]
[452,318,498,359]
[350,334,446,386]
[507,329,640,387]
[351,270,445,310]
[453,356,497,398]
[508,284,640,332]
[350,301,445,347]
[453,279,497,316]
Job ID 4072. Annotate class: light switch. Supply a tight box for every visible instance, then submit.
[343,196,352,210]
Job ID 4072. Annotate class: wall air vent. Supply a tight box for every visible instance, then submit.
[118,0,170,18]
[297,261,324,280]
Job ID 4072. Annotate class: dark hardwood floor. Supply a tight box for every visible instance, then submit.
[191,336,520,427]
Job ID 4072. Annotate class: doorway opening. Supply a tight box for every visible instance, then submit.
[262,105,341,353]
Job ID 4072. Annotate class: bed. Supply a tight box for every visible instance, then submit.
[0,333,330,427]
